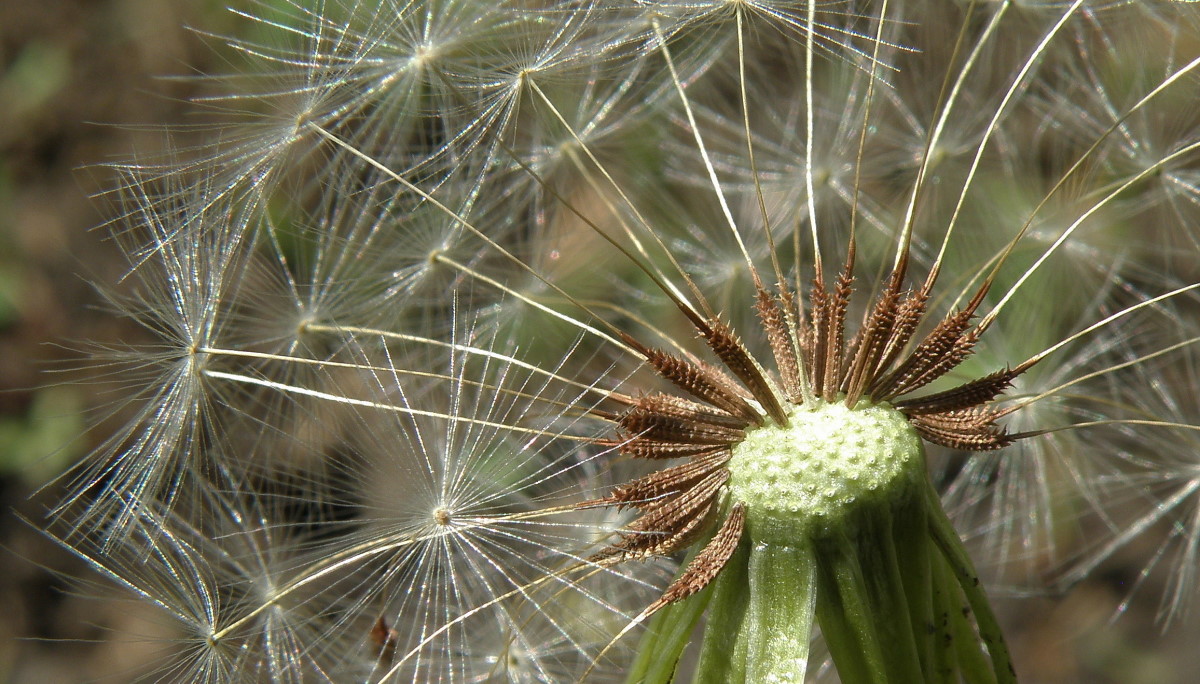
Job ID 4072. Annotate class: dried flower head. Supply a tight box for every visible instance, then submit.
[44,1,1200,682]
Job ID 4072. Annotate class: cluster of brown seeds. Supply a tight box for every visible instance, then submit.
[583,246,1038,611]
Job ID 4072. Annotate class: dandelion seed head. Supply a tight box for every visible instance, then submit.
[729,399,925,541]
[51,0,1200,680]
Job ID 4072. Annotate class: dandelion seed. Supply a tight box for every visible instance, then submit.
[52,172,260,542]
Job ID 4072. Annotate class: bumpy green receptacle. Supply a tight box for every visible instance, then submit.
[726,400,924,543]
[627,399,1015,684]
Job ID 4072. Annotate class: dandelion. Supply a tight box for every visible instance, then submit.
[50,1,1200,682]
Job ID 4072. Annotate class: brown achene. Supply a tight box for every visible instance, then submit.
[581,239,1038,615]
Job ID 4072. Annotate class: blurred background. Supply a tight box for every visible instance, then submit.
[0,1,223,680]
[1,2,1198,682]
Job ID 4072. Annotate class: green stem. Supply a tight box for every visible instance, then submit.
[893,497,936,676]
[815,513,927,684]
[743,542,817,683]
[948,570,1000,684]
[929,549,961,684]
[814,537,890,684]
[694,541,752,683]
[627,549,720,684]
[925,484,1017,684]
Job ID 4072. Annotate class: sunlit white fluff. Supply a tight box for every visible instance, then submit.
[54,1,1200,680]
